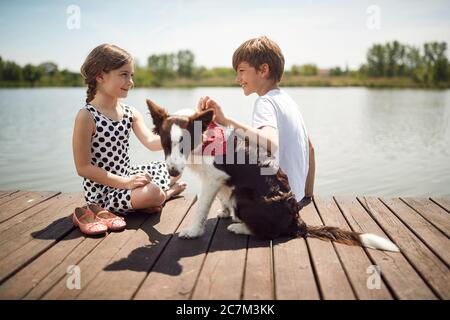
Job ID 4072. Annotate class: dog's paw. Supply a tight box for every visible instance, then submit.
[178,227,205,239]
[227,223,252,235]
[231,215,242,223]
[217,207,231,218]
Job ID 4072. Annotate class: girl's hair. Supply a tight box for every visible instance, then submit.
[80,44,133,103]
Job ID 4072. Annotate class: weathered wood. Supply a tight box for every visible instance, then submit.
[242,237,273,300]
[381,197,450,266]
[190,217,248,299]
[76,195,196,300]
[315,196,392,299]
[0,193,84,261]
[0,191,448,300]
[0,228,103,299]
[23,234,107,300]
[430,197,450,213]
[273,235,319,300]
[401,197,450,238]
[301,201,356,300]
[0,191,18,200]
[41,212,152,299]
[134,199,219,300]
[335,196,436,299]
[358,196,450,299]
[0,191,59,223]
[0,191,29,206]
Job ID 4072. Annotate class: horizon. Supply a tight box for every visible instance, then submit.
[1,0,450,72]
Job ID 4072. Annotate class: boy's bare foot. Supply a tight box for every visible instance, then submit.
[166,181,187,200]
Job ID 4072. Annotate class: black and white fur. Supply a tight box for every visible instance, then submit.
[146,99,400,252]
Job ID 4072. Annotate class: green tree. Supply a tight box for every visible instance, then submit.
[423,42,449,84]
[367,44,386,77]
[148,53,176,85]
[291,64,318,76]
[176,50,195,78]
[22,64,43,86]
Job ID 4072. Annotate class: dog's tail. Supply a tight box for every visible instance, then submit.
[304,225,400,252]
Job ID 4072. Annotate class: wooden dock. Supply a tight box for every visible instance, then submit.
[0,190,448,300]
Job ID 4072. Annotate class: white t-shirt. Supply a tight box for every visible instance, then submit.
[252,88,309,201]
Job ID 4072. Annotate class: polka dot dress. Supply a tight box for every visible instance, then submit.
[82,104,171,215]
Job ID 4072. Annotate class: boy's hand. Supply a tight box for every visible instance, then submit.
[197,96,229,126]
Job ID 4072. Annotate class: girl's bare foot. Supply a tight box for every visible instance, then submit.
[166,182,187,200]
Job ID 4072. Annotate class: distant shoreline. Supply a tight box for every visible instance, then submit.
[1,75,449,90]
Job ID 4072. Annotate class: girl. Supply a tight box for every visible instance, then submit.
[73,44,186,215]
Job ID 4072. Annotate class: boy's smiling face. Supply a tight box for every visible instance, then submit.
[235,61,261,96]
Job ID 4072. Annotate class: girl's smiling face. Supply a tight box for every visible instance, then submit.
[98,62,134,99]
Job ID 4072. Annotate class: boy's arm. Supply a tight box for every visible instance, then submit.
[304,138,315,197]
[199,96,278,152]
[130,106,162,151]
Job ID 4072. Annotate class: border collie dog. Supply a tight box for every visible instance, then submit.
[147,99,399,252]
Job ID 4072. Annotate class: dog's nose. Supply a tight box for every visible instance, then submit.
[168,168,180,177]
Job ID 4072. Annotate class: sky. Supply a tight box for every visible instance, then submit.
[1,0,449,72]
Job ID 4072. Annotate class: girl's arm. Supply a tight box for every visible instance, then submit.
[130,106,162,151]
[72,109,149,189]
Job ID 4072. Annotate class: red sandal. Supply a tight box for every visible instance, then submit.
[72,207,108,235]
[87,203,127,231]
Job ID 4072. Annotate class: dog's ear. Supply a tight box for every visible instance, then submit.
[146,99,169,135]
[189,109,214,132]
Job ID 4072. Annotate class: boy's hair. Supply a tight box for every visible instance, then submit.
[232,36,285,82]
[80,44,133,103]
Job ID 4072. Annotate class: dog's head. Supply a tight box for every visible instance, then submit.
[146,99,214,177]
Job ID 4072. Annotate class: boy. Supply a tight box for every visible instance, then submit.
[198,36,315,207]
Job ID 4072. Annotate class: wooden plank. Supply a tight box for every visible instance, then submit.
[25,221,143,300]
[42,195,195,300]
[242,237,273,300]
[358,196,450,299]
[0,193,84,261]
[273,234,319,300]
[0,191,28,206]
[430,197,450,213]
[190,216,248,300]
[335,196,436,299]
[0,192,83,234]
[0,193,84,283]
[401,197,450,237]
[301,201,356,300]
[381,198,450,266]
[315,196,392,299]
[0,191,18,200]
[134,199,219,300]
[40,212,151,299]
[75,195,196,300]
[0,228,105,299]
[0,191,59,223]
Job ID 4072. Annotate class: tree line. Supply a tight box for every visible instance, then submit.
[1,41,448,88]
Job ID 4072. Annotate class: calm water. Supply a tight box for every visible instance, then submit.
[0,87,449,197]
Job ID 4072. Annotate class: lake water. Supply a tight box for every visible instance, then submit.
[0,87,449,197]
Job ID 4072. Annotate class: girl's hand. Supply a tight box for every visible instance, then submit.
[197,96,229,126]
[123,173,152,190]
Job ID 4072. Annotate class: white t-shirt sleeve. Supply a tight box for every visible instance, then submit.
[252,98,278,129]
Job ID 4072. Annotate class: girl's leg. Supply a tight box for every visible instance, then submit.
[131,182,166,213]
